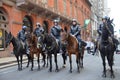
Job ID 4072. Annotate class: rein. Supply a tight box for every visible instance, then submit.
[104,22,112,35]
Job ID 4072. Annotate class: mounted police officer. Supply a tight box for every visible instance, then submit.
[34,22,44,37]
[102,16,119,50]
[50,19,62,53]
[33,22,45,51]
[97,16,107,39]
[93,16,119,55]
[70,19,81,50]
[17,25,29,54]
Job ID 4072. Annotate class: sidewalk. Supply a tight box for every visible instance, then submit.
[0,56,27,69]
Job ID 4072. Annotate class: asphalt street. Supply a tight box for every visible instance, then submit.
[0,51,120,80]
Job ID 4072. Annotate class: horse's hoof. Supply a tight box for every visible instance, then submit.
[78,70,80,73]
[46,65,48,68]
[26,65,29,68]
[102,74,106,78]
[62,64,66,68]
[80,65,84,68]
[69,70,72,73]
[18,68,21,71]
[38,68,40,71]
[49,69,52,72]
[37,69,40,71]
[18,68,22,71]
[42,64,45,68]
[31,68,33,71]
[111,74,115,78]
[55,69,59,72]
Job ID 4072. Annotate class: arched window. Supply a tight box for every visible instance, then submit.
[23,15,33,32]
[42,20,49,33]
[0,8,8,50]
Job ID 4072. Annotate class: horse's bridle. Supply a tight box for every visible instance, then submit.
[6,33,13,45]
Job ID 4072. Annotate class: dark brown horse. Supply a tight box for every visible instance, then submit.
[6,32,30,71]
[26,33,42,71]
[38,33,59,72]
[99,18,116,78]
[61,28,81,73]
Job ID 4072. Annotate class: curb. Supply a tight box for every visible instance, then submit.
[0,59,28,69]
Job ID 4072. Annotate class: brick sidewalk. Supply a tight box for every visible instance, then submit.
[0,56,27,69]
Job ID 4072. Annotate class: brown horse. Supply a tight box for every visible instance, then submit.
[26,33,42,71]
[61,28,81,73]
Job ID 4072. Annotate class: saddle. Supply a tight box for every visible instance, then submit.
[98,36,114,49]
[20,40,25,49]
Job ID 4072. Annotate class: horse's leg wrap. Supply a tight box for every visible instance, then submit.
[54,54,59,72]
[49,54,52,72]
[69,54,72,73]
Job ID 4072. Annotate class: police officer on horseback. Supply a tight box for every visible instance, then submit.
[93,16,119,55]
[93,16,108,55]
[51,19,62,53]
[97,16,108,39]
[70,19,81,50]
[34,22,44,37]
[33,22,45,52]
[17,25,29,54]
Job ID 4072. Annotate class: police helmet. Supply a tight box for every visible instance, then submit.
[72,18,77,22]
[36,22,41,26]
[53,19,59,23]
[102,16,109,21]
[22,26,27,30]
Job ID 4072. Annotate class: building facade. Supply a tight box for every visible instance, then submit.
[89,0,109,39]
[0,0,91,57]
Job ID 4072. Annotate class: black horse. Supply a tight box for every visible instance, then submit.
[6,32,30,71]
[38,33,60,72]
[99,18,116,78]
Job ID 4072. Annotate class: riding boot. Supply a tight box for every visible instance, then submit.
[59,40,63,54]
[25,44,30,54]
[78,42,81,52]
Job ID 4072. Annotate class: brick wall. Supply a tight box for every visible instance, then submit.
[0,0,91,57]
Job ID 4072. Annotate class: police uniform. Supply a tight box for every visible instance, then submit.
[70,19,81,48]
[50,20,62,52]
[70,25,81,42]
[34,23,44,37]
[34,27,44,37]
[51,25,61,40]
[17,26,27,42]
[17,26,29,54]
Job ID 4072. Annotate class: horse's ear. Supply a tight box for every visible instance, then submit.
[64,26,67,32]
[9,32,12,35]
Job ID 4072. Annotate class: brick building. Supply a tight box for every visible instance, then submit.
[0,0,91,57]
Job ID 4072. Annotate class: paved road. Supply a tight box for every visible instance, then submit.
[0,51,120,80]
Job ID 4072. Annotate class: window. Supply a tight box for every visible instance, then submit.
[0,11,6,21]
[54,0,58,10]
[0,9,7,50]
[63,0,66,15]
[70,2,72,17]
[42,0,48,4]
[23,15,33,32]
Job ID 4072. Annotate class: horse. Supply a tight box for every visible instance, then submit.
[38,33,59,72]
[5,32,30,71]
[26,33,42,71]
[99,18,116,78]
[60,27,81,73]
